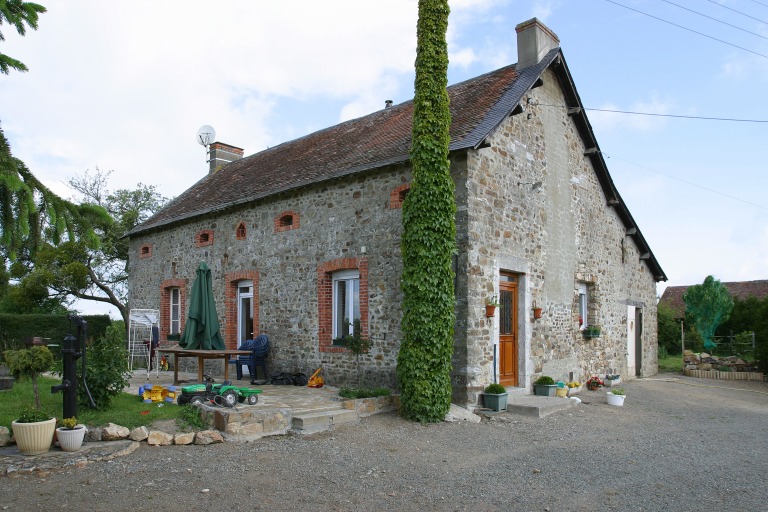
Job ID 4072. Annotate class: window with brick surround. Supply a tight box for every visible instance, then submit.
[577,282,597,330]
[235,222,247,240]
[139,244,152,258]
[389,184,410,209]
[161,279,186,340]
[332,270,360,342]
[275,210,300,232]
[318,257,368,353]
[196,230,214,247]
[169,287,181,335]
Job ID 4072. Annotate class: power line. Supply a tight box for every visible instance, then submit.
[582,107,768,123]
[746,0,768,9]
[602,153,768,211]
[661,0,768,40]
[603,0,768,59]
[538,104,768,123]
[703,0,768,25]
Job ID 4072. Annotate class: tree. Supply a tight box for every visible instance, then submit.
[397,0,455,422]
[683,275,734,352]
[0,0,46,74]
[656,300,681,355]
[15,169,169,324]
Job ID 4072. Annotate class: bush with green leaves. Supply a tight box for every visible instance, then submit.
[484,383,506,394]
[78,323,129,410]
[3,345,54,411]
[534,375,555,386]
[338,387,391,399]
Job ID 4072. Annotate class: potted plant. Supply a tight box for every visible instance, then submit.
[3,345,56,455]
[604,373,621,387]
[582,325,601,339]
[56,417,86,452]
[482,383,508,411]
[585,376,604,391]
[566,380,582,395]
[485,295,500,317]
[533,375,557,396]
[606,387,626,406]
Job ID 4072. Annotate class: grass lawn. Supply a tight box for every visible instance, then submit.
[0,376,199,431]
[658,355,684,374]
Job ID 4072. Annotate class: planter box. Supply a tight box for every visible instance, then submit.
[534,384,557,397]
[482,392,509,412]
[567,385,582,396]
[683,369,764,381]
[606,392,626,406]
[604,377,622,387]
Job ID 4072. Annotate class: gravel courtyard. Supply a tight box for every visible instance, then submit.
[1,373,766,512]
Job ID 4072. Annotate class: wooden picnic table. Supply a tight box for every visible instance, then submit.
[157,347,251,385]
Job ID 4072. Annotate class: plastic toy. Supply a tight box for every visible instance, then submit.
[177,377,262,407]
[138,384,177,403]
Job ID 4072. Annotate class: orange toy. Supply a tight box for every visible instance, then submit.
[308,367,324,388]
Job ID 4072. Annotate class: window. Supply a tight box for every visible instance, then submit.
[236,222,247,240]
[169,287,181,335]
[275,210,301,232]
[139,244,152,258]
[238,280,254,342]
[577,282,591,329]
[332,270,360,341]
[389,184,410,209]
[196,230,214,247]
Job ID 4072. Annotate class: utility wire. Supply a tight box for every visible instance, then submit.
[661,0,768,40]
[746,0,768,9]
[582,107,768,123]
[602,153,768,211]
[703,0,768,25]
[537,103,768,123]
[603,0,768,59]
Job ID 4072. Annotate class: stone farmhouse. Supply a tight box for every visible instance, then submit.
[127,18,666,406]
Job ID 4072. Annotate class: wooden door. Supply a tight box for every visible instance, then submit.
[499,272,519,387]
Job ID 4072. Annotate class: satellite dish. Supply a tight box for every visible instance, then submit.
[196,125,216,147]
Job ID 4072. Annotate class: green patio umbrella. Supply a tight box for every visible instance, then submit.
[179,262,225,350]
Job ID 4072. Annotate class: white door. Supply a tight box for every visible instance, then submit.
[627,305,636,376]
[237,280,254,343]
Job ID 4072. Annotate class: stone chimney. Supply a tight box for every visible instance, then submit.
[515,18,560,69]
[208,142,244,174]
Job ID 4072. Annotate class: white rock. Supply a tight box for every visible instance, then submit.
[445,404,481,423]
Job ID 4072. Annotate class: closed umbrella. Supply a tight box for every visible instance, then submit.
[179,262,225,350]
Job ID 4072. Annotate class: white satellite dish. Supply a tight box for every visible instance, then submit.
[196,125,216,147]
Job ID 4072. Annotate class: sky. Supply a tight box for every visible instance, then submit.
[1,0,767,318]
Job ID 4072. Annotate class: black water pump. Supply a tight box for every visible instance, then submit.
[51,314,95,419]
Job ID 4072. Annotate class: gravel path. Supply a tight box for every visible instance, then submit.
[2,374,767,512]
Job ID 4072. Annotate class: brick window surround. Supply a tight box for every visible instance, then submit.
[224,270,260,351]
[235,221,247,240]
[139,244,153,259]
[160,279,187,342]
[274,210,300,232]
[318,257,368,353]
[195,229,214,247]
[389,184,410,209]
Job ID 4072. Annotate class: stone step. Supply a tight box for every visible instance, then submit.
[506,396,577,418]
[292,409,358,434]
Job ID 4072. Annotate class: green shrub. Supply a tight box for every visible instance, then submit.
[611,387,625,395]
[79,324,129,410]
[3,345,54,411]
[484,383,506,394]
[534,375,555,386]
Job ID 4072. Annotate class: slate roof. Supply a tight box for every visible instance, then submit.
[660,280,768,318]
[127,48,666,281]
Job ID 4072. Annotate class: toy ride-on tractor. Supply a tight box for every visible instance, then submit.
[177,376,262,407]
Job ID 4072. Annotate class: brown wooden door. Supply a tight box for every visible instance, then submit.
[499,272,518,387]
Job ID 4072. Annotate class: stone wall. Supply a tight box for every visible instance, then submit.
[454,66,659,404]
[129,165,412,388]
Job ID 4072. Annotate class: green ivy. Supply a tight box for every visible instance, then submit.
[397,0,455,423]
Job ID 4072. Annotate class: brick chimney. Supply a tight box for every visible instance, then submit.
[515,18,560,69]
[208,142,244,174]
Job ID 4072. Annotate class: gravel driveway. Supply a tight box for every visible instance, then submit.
[2,373,767,512]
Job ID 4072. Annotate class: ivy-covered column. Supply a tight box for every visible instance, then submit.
[397,0,455,422]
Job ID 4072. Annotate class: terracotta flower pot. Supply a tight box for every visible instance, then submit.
[533,307,542,319]
[485,305,496,317]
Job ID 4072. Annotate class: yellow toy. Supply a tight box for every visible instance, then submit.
[139,384,177,403]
